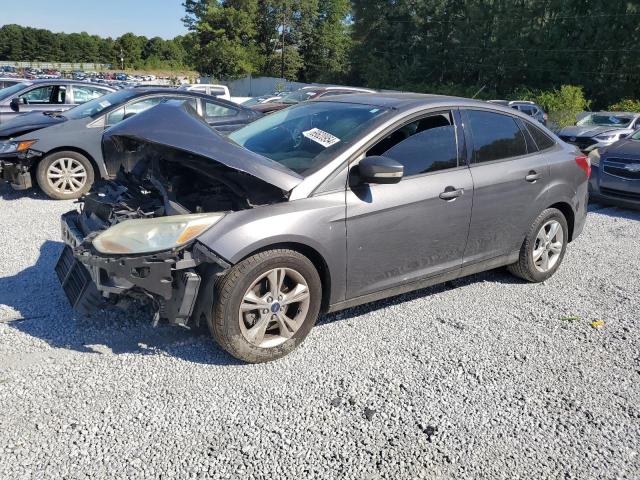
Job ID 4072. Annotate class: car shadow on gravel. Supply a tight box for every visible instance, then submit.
[318,268,523,326]
[588,202,640,220]
[1,240,243,366]
[0,182,50,201]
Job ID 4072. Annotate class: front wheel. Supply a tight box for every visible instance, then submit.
[210,249,322,363]
[36,151,95,200]
[508,208,569,283]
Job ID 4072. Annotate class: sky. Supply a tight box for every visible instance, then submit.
[1,0,189,39]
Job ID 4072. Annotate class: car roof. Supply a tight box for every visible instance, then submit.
[312,92,558,127]
[14,78,116,89]
[313,92,495,109]
[123,88,251,110]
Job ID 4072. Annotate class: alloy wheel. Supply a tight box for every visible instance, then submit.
[46,157,87,195]
[532,220,564,273]
[238,267,311,349]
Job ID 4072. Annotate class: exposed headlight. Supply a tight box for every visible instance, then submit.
[0,140,37,154]
[588,148,600,167]
[594,133,619,142]
[92,213,225,255]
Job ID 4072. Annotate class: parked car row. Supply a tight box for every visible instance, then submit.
[558,112,640,208]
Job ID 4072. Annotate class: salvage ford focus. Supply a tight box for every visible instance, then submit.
[56,94,589,362]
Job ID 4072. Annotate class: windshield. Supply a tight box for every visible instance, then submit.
[63,89,138,119]
[578,113,634,128]
[228,101,388,175]
[0,82,31,101]
[280,89,320,105]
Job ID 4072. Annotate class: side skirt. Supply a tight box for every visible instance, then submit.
[327,252,519,313]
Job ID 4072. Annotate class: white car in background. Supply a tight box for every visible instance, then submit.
[179,83,231,101]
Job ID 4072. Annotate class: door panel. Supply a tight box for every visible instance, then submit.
[462,109,550,264]
[346,168,473,299]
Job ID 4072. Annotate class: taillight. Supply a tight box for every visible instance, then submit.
[575,155,591,178]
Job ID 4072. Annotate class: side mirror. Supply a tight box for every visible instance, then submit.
[10,97,21,112]
[357,155,404,184]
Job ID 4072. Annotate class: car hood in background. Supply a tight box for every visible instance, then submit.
[103,100,303,192]
[0,111,66,139]
[559,125,634,138]
[250,102,289,113]
[601,138,640,158]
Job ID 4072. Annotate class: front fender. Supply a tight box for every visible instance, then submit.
[196,193,347,304]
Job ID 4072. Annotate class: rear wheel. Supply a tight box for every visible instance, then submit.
[210,249,322,363]
[36,151,94,200]
[508,208,569,283]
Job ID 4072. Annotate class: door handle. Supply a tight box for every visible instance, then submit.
[525,171,542,182]
[439,187,464,201]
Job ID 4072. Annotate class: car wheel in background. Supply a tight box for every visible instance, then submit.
[210,249,322,363]
[508,208,569,283]
[36,151,95,200]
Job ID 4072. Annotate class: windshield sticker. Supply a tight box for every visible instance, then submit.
[99,100,111,108]
[609,116,621,124]
[303,128,340,148]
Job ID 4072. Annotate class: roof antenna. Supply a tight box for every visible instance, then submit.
[472,85,486,99]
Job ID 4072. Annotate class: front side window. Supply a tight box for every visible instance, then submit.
[229,101,389,175]
[20,85,65,104]
[366,112,458,176]
[73,85,108,104]
[466,110,528,163]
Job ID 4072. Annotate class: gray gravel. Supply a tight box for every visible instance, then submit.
[0,182,639,479]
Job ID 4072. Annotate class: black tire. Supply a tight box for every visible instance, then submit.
[36,151,95,200]
[508,208,569,283]
[210,249,322,363]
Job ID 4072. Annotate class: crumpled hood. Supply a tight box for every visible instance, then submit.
[0,111,66,139]
[103,100,303,192]
[601,137,640,158]
[559,125,633,138]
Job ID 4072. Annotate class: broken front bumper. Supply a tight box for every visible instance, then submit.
[56,211,228,326]
[0,156,33,190]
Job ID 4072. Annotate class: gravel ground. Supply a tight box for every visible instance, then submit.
[0,182,638,480]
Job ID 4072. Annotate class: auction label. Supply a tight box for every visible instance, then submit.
[302,128,340,148]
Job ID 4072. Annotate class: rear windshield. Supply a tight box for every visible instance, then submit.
[0,82,31,100]
[280,89,320,104]
[229,101,388,175]
[63,89,138,119]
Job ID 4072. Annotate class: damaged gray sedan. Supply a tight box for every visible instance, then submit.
[56,95,588,362]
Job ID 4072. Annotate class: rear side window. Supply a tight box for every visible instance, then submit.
[367,112,458,176]
[525,121,556,151]
[466,110,528,163]
[203,100,237,118]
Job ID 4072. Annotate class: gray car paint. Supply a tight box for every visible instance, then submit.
[0,80,115,123]
[191,94,587,309]
[8,91,261,181]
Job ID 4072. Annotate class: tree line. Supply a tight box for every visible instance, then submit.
[0,24,191,70]
[1,1,639,108]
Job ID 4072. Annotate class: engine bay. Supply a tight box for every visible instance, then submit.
[77,145,288,237]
